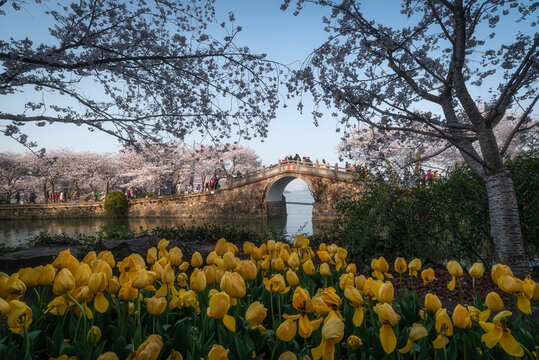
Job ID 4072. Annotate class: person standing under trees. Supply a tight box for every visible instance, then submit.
[94,190,99,201]
[14,191,20,204]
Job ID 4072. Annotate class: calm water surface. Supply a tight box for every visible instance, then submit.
[0,189,333,247]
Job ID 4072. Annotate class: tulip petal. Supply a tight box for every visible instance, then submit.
[481,326,503,349]
[94,293,109,313]
[447,276,456,291]
[379,324,396,354]
[432,334,449,349]
[311,342,324,360]
[516,295,531,315]
[298,313,313,338]
[398,339,413,354]
[499,332,524,357]
[352,307,364,327]
[479,309,491,322]
[223,314,236,332]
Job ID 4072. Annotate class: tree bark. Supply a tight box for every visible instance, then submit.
[484,170,529,277]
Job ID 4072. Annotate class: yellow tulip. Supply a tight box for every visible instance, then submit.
[179,261,189,272]
[320,287,342,313]
[88,272,107,294]
[147,247,158,265]
[18,267,37,288]
[287,253,300,269]
[452,304,471,329]
[1,273,26,301]
[52,248,80,274]
[339,273,354,290]
[362,277,375,297]
[176,272,188,287]
[223,251,236,270]
[467,305,480,322]
[146,296,167,315]
[83,251,97,265]
[166,350,183,360]
[378,281,394,304]
[94,292,109,313]
[208,345,229,360]
[432,308,453,349]
[277,351,297,360]
[408,258,421,277]
[39,264,56,286]
[161,264,175,285]
[286,269,299,287]
[92,260,112,281]
[7,300,32,334]
[420,268,436,284]
[316,250,332,263]
[272,258,286,272]
[485,292,504,312]
[303,259,315,276]
[53,268,75,295]
[243,241,254,255]
[132,334,163,360]
[245,301,267,332]
[207,291,231,319]
[312,292,330,316]
[311,315,344,360]
[293,234,308,249]
[168,247,183,266]
[97,250,116,268]
[279,248,291,263]
[446,260,463,291]
[497,275,519,293]
[132,270,156,289]
[398,323,428,354]
[355,275,367,291]
[347,335,362,350]
[0,298,11,317]
[240,260,257,281]
[394,258,407,274]
[250,246,262,261]
[74,263,92,287]
[425,293,442,313]
[468,263,485,278]
[190,252,203,268]
[220,272,246,298]
[319,263,331,277]
[276,319,297,342]
[87,325,102,344]
[334,248,347,271]
[372,257,392,280]
[96,352,119,360]
[118,282,138,301]
[344,286,364,326]
[479,311,524,357]
[190,268,207,293]
[47,295,68,316]
[264,274,290,294]
[491,264,513,284]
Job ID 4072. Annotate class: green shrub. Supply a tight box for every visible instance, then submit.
[103,191,128,217]
[330,152,539,267]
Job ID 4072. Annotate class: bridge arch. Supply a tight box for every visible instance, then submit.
[265,175,314,202]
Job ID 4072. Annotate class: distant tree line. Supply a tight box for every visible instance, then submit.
[0,143,261,203]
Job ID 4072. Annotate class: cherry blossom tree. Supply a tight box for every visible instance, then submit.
[283,0,538,274]
[0,0,282,153]
[0,152,28,202]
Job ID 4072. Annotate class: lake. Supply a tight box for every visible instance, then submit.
[0,189,333,247]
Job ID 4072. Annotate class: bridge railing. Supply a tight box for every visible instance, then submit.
[225,159,358,188]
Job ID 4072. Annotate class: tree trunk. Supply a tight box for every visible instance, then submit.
[485,170,529,277]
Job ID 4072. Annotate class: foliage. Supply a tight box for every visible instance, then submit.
[331,154,539,266]
[103,191,128,217]
[0,236,537,359]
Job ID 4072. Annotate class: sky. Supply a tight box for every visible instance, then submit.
[0,0,353,166]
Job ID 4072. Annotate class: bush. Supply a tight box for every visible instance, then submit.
[103,191,128,217]
[330,152,539,267]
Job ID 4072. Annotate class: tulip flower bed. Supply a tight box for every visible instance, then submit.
[0,235,537,360]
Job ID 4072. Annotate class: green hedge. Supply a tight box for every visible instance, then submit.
[331,153,539,267]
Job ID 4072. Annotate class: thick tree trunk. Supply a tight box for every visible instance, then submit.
[485,170,529,277]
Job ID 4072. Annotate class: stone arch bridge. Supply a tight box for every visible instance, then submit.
[220,160,359,219]
[0,161,360,221]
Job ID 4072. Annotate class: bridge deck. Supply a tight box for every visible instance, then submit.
[224,160,358,189]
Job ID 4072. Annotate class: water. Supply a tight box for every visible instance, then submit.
[0,189,333,247]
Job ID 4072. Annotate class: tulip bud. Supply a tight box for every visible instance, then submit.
[485,292,504,312]
[251,247,262,261]
[245,301,267,328]
[168,247,183,266]
[497,275,519,293]
[378,281,394,304]
[96,352,119,360]
[108,276,120,294]
[452,304,471,329]
[208,291,231,319]
[355,275,367,291]
[287,253,300,269]
[339,273,354,290]
[132,334,163,360]
[276,319,297,342]
[320,263,331,277]
[303,260,315,276]
[294,234,307,249]
[468,263,485,278]
[161,264,175,285]
[278,352,297,360]
[146,296,167,315]
[83,251,97,265]
[190,268,207,293]
[240,260,257,281]
[74,263,92,286]
[220,272,246,298]
[39,264,56,286]
[167,351,183,360]
[286,269,299,287]
[223,251,236,271]
[208,345,229,360]
[88,272,107,294]
[272,258,285,272]
[189,252,203,268]
[346,263,357,275]
[97,251,115,268]
[147,247,158,265]
[446,261,463,277]
[53,268,75,295]
[203,266,216,285]
[425,293,442,313]
[243,241,254,255]
[179,261,189,272]
[87,325,102,344]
